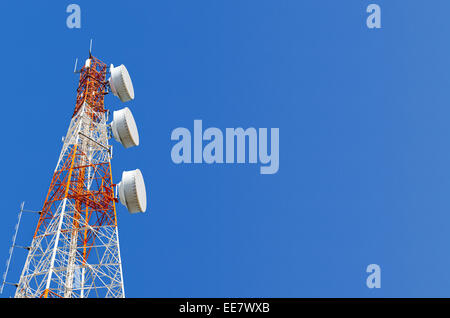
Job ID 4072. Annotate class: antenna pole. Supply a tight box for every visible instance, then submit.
[0,202,25,294]
[73,58,79,73]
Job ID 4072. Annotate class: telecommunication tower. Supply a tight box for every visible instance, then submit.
[13,52,147,298]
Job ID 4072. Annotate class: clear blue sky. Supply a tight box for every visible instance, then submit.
[1,0,450,297]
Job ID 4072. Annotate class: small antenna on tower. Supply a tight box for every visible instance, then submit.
[89,39,93,57]
[1,202,24,294]
[73,58,79,73]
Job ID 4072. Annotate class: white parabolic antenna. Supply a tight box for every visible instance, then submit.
[111,107,139,148]
[118,169,147,213]
[109,64,135,102]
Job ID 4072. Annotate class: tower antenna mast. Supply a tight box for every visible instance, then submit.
[14,51,147,298]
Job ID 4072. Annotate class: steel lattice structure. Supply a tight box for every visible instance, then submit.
[15,56,125,298]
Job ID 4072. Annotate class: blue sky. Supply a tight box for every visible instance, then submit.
[1,0,450,297]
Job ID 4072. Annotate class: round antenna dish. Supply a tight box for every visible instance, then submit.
[111,107,139,148]
[118,169,147,213]
[109,64,135,102]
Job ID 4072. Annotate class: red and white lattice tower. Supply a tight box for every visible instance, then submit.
[15,54,147,298]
